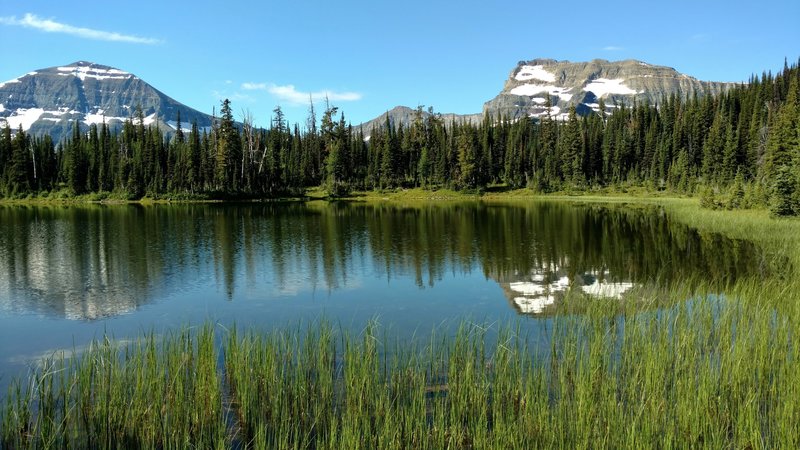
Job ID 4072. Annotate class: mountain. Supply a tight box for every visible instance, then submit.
[482,58,738,121]
[2,59,741,142]
[358,58,739,131]
[0,61,213,142]
[354,106,482,139]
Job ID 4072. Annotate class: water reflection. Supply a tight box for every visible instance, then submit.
[0,201,768,321]
[501,268,636,315]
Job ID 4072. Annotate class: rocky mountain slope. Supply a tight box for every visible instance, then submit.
[359,58,738,131]
[483,58,738,121]
[0,61,213,142]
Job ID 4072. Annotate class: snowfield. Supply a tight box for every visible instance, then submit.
[582,78,641,97]
[510,83,573,101]
[514,65,556,83]
[57,66,133,82]
[1,108,45,130]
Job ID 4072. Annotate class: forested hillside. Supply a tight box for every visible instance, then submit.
[0,61,798,214]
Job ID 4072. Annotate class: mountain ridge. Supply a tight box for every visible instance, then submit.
[1,58,740,141]
[357,58,739,133]
[0,61,213,142]
[483,58,738,121]
[353,106,483,139]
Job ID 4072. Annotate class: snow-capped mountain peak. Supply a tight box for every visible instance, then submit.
[0,61,212,141]
[54,61,135,82]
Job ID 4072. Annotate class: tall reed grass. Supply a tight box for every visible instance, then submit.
[2,282,798,449]
[1,326,226,449]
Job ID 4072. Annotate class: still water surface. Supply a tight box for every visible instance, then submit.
[0,201,766,390]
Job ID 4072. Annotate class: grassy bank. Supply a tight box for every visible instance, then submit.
[0,185,676,205]
[0,189,314,205]
[2,280,799,449]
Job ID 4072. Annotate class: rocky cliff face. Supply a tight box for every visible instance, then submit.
[0,61,213,142]
[482,58,737,120]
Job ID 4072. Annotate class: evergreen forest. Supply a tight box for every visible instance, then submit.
[0,61,798,215]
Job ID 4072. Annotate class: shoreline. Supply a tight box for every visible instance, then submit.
[0,185,692,205]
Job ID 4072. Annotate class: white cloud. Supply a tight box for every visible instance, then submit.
[241,82,269,91]
[603,46,624,51]
[0,13,161,45]
[242,82,362,105]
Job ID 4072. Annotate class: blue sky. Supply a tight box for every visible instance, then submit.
[1,0,798,127]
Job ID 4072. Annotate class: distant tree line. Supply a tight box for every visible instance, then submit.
[0,61,798,214]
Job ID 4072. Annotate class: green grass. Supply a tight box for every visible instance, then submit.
[3,279,799,449]
[1,326,226,449]
[1,185,652,205]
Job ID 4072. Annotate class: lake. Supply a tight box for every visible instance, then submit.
[0,200,767,392]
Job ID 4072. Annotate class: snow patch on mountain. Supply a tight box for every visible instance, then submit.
[165,121,213,134]
[584,103,605,113]
[0,77,22,89]
[509,84,573,101]
[165,121,193,133]
[42,107,79,117]
[56,65,134,82]
[81,111,157,127]
[83,110,109,125]
[36,108,80,123]
[1,108,45,130]
[526,105,569,121]
[582,78,640,97]
[514,65,556,83]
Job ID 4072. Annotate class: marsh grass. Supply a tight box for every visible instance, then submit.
[3,279,799,449]
[1,326,226,449]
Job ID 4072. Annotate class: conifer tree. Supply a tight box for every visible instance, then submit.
[66,122,85,194]
[763,76,799,211]
[7,126,31,194]
[215,99,239,191]
[701,112,725,183]
[379,114,399,189]
[456,126,479,190]
[562,106,583,186]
